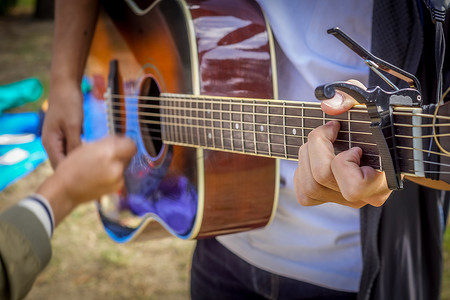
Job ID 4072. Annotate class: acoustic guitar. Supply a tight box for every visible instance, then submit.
[84,0,450,242]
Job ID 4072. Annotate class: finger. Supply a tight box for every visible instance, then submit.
[320,91,358,115]
[64,124,82,154]
[320,80,365,115]
[42,129,66,169]
[307,121,340,190]
[109,136,137,162]
[295,143,350,206]
[294,165,366,208]
[331,147,391,206]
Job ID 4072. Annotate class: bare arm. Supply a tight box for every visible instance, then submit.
[42,0,100,168]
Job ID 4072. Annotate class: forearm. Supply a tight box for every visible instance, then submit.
[51,0,100,86]
[36,174,75,227]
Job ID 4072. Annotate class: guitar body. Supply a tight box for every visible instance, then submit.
[84,0,279,241]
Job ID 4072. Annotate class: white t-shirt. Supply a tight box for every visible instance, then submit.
[217,0,373,292]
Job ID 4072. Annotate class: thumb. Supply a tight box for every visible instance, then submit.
[110,136,137,163]
[320,80,365,115]
[320,91,357,115]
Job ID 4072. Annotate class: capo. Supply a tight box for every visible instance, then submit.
[315,27,423,190]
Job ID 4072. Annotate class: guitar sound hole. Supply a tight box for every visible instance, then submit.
[139,77,163,158]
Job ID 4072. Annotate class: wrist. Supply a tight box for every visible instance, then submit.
[36,173,76,227]
[50,72,83,88]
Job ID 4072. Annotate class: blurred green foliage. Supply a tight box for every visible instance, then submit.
[0,0,19,15]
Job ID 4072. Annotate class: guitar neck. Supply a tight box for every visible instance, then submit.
[159,93,384,167]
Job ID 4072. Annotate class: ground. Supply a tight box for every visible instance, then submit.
[1,3,450,300]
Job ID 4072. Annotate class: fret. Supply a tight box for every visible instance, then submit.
[231,102,237,151]
[240,99,245,153]
[209,99,215,149]
[198,99,205,147]
[285,102,305,159]
[219,97,225,150]
[255,102,269,154]
[201,98,209,147]
[171,97,176,143]
[222,99,232,150]
[301,102,305,149]
[268,103,284,158]
[283,102,287,159]
[333,109,379,167]
[231,100,244,152]
[253,100,257,155]
[174,98,180,144]
[348,109,352,150]
[266,102,271,157]
[186,97,193,145]
[204,98,211,148]
[242,98,255,153]
[192,99,199,147]
[180,98,187,144]
[304,104,323,138]
[212,100,221,150]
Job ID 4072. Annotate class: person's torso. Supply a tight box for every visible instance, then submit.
[217,0,373,292]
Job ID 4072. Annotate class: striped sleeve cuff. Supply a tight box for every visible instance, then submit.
[17,194,55,238]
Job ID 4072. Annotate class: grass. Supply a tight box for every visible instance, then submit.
[443,227,450,299]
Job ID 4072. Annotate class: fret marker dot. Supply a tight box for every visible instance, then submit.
[235,124,239,129]
[208,132,212,139]
[292,129,297,135]
[260,125,264,131]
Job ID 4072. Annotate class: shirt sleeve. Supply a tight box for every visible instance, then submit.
[18,194,55,238]
[0,205,52,300]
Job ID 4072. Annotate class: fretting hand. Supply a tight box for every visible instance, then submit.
[294,81,392,208]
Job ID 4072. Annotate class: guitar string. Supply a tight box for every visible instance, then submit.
[106,98,450,151]
[108,116,450,164]
[107,100,371,124]
[106,96,450,126]
[108,116,377,145]
[99,94,450,162]
[106,106,450,142]
[105,125,450,173]
[105,121,450,171]
[432,86,450,155]
[109,93,450,122]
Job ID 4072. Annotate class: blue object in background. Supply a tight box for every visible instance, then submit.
[0,78,43,113]
[82,90,108,142]
[0,111,44,135]
[0,112,47,191]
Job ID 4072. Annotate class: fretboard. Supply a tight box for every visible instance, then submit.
[159,93,386,169]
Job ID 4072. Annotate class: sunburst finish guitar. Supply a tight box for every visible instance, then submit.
[84,0,450,242]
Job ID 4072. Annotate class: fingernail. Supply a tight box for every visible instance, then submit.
[322,92,344,109]
[325,120,339,127]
